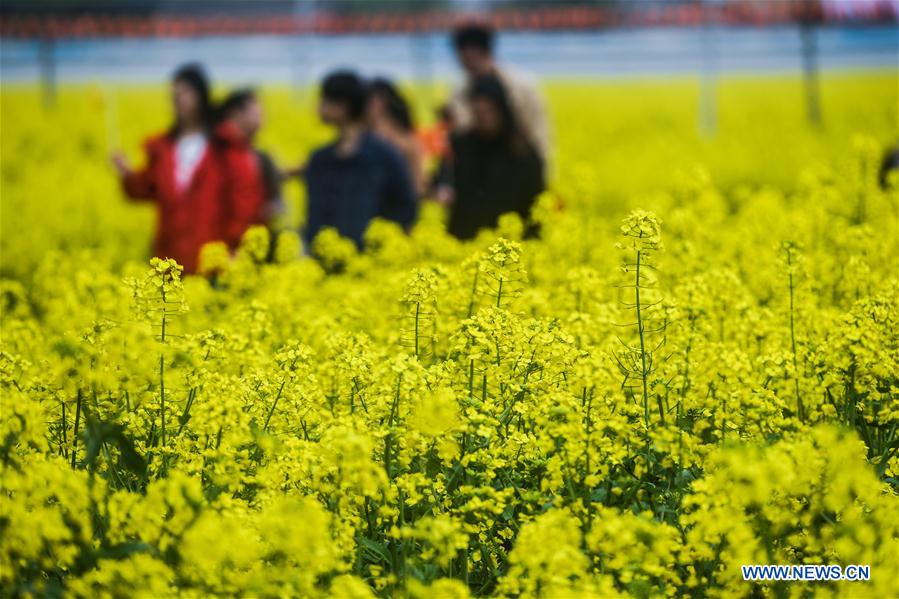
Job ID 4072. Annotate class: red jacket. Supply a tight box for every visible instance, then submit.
[215,122,267,249]
[121,132,225,273]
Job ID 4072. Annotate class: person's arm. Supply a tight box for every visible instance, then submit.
[432,135,458,206]
[448,85,473,132]
[281,162,307,181]
[302,154,325,248]
[520,80,552,168]
[256,151,286,222]
[504,72,552,170]
[380,147,418,231]
[408,136,427,198]
[115,140,159,201]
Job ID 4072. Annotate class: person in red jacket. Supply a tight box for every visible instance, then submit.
[214,88,268,250]
[112,63,224,273]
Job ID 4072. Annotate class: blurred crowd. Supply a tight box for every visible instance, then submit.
[112,23,550,273]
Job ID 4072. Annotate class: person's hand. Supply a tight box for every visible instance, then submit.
[261,199,285,222]
[111,151,130,177]
[434,184,454,207]
[280,163,306,181]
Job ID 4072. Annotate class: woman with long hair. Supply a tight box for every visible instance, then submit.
[366,78,426,196]
[446,75,545,240]
[112,63,225,273]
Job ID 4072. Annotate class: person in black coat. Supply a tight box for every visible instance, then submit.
[445,75,545,240]
[303,71,418,250]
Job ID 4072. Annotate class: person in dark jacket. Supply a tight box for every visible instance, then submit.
[446,75,545,240]
[303,71,418,250]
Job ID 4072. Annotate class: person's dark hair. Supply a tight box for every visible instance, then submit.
[321,70,366,121]
[367,78,414,132]
[217,88,256,124]
[171,63,213,135]
[453,23,495,54]
[468,75,525,152]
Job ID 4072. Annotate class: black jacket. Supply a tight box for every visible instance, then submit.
[304,133,418,248]
[448,132,545,240]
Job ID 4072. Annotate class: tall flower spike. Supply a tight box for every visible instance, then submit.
[779,240,806,421]
[124,258,188,456]
[400,267,443,359]
[615,210,667,428]
[479,238,528,310]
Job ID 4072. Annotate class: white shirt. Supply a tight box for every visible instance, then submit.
[174,132,208,192]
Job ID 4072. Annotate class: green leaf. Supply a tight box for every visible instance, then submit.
[359,537,391,565]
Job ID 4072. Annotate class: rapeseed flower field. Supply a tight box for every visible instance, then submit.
[1,74,897,597]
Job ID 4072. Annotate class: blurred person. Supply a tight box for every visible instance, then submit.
[303,70,418,250]
[366,78,426,196]
[449,23,551,172]
[446,76,545,240]
[111,63,222,273]
[419,103,455,163]
[420,104,456,201]
[252,147,290,261]
[215,88,273,248]
[257,152,287,229]
[879,143,899,189]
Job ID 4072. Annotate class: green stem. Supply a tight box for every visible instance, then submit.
[60,401,68,459]
[159,298,167,449]
[263,378,288,432]
[384,376,401,478]
[414,302,420,357]
[176,388,197,436]
[70,390,82,468]
[787,248,803,421]
[398,488,407,590]
[467,269,479,318]
[635,249,650,427]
